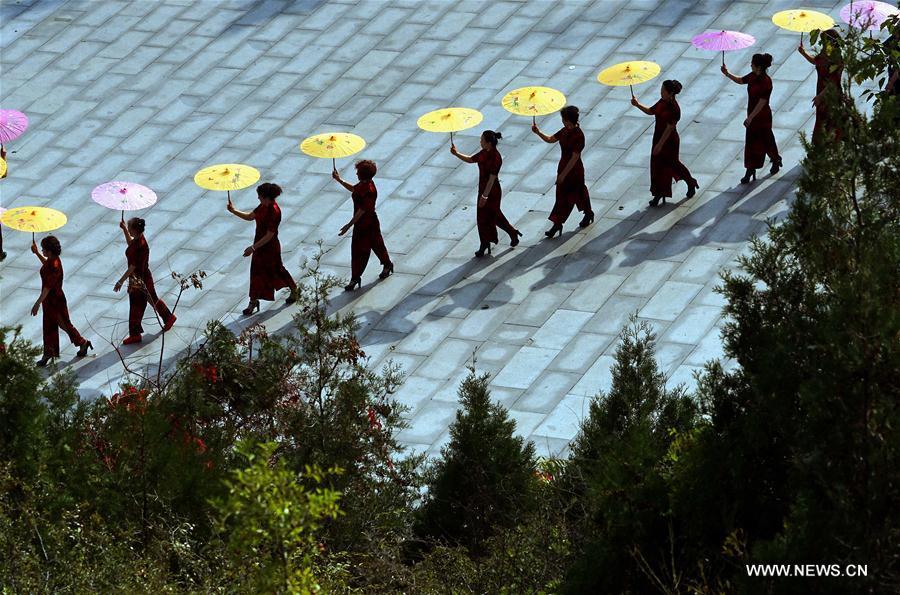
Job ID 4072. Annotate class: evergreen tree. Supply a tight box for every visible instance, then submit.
[678,22,900,593]
[416,369,537,556]
[560,319,698,593]
[0,328,51,482]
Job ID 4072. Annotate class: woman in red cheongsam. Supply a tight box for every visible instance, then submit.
[227,182,297,315]
[722,53,782,183]
[450,130,522,257]
[631,79,699,207]
[532,105,594,238]
[30,235,92,366]
[799,28,844,144]
[332,159,393,291]
[112,217,176,345]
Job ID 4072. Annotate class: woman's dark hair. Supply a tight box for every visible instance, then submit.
[41,235,61,257]
[662,79,683,96]
[820,28,840,50]
[128,217,145,233]
[482,129,502,147]
[752,53,773,70]
[257,182,282,200]
[355,159,377,180]
[560,105,580,125]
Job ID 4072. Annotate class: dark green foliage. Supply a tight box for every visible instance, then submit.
[630,23,900,594]
[0,328,50,482]
[560,319,698,593]
[3,21,900,588]
[691,24,900,594]
[0,256,420,592]
[212,441,342,593]
[410,462,570,594]
[416,369,538,555]
[269,255,424,588]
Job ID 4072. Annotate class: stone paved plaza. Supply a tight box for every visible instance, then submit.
[0,0,849,457]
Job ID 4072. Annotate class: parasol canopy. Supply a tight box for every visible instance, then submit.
[299,132,366,165]
[691,30,756,64]
[194,163,260,193]
[597,61,661,95]
[772,9,835,42]
[840,1,899,31]
[0,109,28,145]
[416,107,483,142]
[501,86,567,122]
[91,181,158,213]
[1,206,67,234]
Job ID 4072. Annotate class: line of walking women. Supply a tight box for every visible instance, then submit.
[16,40,847,368]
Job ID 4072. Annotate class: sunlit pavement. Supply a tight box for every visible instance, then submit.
[0,0,847,457]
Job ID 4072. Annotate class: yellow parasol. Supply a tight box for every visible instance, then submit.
[193,163,260,202]
[0,157,6,178]
[501,86,567,124]
[597,61,662,96]
[1,205,67,240]
[299,132,366,170]
[772,9,835,43]
[416,107,483,143]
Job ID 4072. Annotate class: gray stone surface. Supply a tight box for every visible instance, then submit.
[0,0,863,458]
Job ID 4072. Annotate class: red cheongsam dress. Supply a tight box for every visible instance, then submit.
[741,72,780,169]
[126,235,174,336]
[249,201,294,301]
[40,256,86,358]
[549,125,592,225]
[473,148,516,245]
[350,180,391,279]
[649,99,693,198]
[813,53,844,143]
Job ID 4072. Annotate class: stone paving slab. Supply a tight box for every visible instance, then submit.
[0,0,869,458]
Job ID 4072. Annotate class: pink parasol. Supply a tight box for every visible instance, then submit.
[0,110,29,145]
[840,1,899,31]
[91,181,157,218]
[691,30,757,65]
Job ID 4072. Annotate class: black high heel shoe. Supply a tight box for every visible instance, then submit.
[544,224,563,238]
[379,262,394,279]
[285,288,298,305]
[76,341,93,357]
[686,178,699,199]
[36,356,55,367]
[242,300,260,315]
[648,196,667,207]
[770,156,782,175]
[740,169,757,184]
[345,277,362,291]
[510,230,523,247]
[474,243,492,258]
[579,211,594,228]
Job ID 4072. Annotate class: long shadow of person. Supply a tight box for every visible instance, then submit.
[524,165,801,293]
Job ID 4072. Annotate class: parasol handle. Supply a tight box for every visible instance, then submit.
[630,83,634,98]
[450,130,454,144]
[333,157,336,171]
[722,50,725,66]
